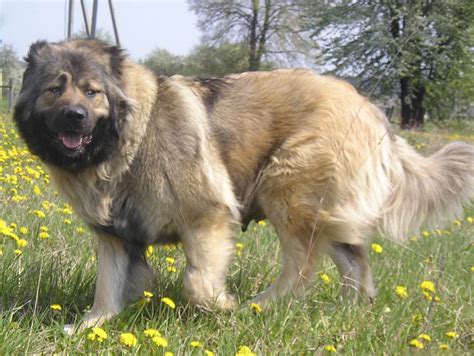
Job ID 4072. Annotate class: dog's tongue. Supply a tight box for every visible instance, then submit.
[59,132,83,149]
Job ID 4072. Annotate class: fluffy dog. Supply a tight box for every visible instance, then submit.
[13,39,474,331]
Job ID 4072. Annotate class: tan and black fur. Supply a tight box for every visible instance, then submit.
[13,39,474,331]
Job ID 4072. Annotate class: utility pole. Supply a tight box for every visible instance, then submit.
[90,0,99,39]
[80,0,90,37]
[108,0,121,47]
[67,0,74,39]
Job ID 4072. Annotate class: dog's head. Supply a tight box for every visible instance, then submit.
[14,39,131,171]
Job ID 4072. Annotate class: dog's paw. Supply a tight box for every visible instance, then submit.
[215,292,238,311]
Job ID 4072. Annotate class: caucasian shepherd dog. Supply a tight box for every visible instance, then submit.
[14,39,474,331]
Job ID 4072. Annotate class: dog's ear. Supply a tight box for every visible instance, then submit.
[25,40,49,66]
[103,45,126,79]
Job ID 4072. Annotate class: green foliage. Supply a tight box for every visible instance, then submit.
[72,27,115,45]
[303,0,474,121]
[142,43,273,77]
[0,44,24,93]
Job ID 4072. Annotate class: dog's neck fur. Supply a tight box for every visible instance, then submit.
[48,61,158,227]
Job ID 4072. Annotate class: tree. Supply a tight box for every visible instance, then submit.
[304,0,474,128]
[73,27,114,44]
[188,0,312,71]
[141,49,186,76]
[0,44,24,93]
[142,43,273,77]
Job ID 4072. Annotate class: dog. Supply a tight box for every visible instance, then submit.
[13,39,474,332]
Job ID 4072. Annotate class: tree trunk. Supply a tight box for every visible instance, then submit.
[400,77,426,129]
[248,0,260,71]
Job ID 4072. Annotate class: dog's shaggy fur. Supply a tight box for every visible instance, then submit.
[13,39,474,330]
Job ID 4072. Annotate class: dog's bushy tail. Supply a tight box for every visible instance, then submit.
[378,139,474,241]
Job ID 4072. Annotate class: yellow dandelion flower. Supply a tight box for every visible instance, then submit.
[144,328,161,338]
[236,345,256,356]
[320,273,331,284]
[17,239,28,248]
[164,352,174,356]
[439,343,449,350]
[235,243,244,249]
[161,297,176,309]
[76,227,85,234]
[418,334,431,342]
[41,200,52,211]
[119,333,137,347]
[146,245,154,258]
[422,230,430,237]
[63,218,72,225]
[152,335,168,347]
[250,302,262,314]
[32,210,46,219]
[10,223,17,230]
[62,205,73,214]
[446,331,458,339]
[167,266,177,273]
[0,249,3,256]
[420,280,435,293]
[409,339,424,349]
[257,220,266,226]
[324,345,337,353]
[205,350,215,356]
[40,226,49,232]
[50,304,62,311]
[19,227,28,235]
[467,216,473,224]
[33,185,41,196]
[471,266,474,272]
[38,231,49,239]
[165,257,175,264]
[453,219,461,227]
[14,249,22,256]
[371,243,383,253]
[395,285,408,298]
[144,291,154,298]
[190,341,203,348]
[87,327,108,342]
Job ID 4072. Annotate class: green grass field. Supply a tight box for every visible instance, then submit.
[0,115,473,355]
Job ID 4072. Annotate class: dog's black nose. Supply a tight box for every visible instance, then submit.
[64,106,86,121]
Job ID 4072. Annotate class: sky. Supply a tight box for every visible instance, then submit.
[0,0,201,60]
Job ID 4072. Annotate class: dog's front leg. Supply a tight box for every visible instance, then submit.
[65,233,149,334]
[181,215,237,310]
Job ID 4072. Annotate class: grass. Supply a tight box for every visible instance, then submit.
[0,115,473,354]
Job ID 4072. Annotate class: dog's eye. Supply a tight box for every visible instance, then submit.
[85,89,98,97]
[49,86,62,95]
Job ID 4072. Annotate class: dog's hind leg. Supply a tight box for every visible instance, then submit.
[329,242,376,300]
[181,212,237,310]
[251,227,323,306]
[64,233,151,334]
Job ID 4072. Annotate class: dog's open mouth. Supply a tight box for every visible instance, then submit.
[58,132,92,151]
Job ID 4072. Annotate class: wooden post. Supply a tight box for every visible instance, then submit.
[8,78,14,112]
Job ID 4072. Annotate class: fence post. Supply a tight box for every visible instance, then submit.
[8,78,14,112]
